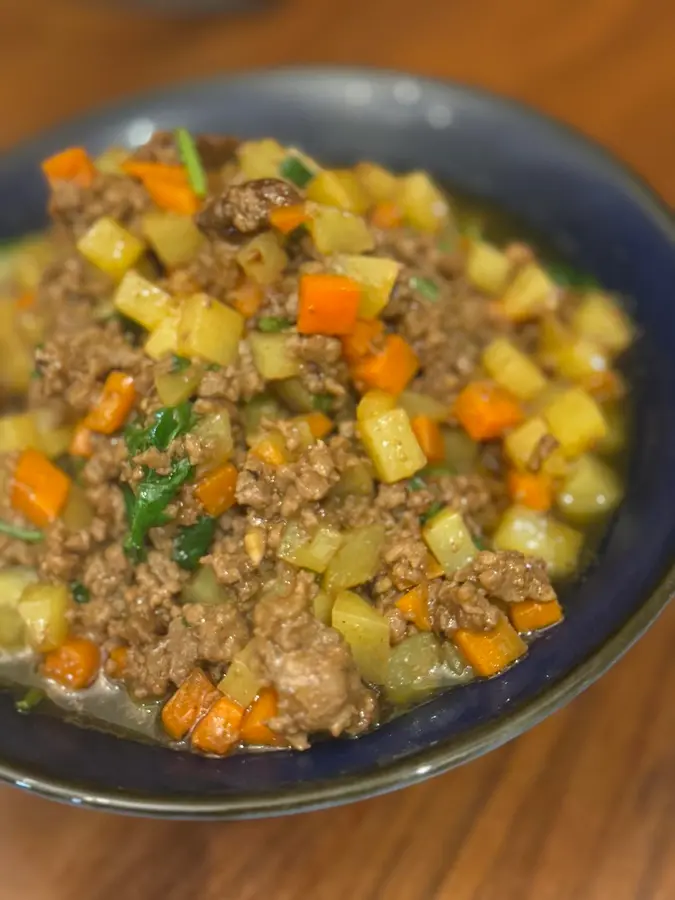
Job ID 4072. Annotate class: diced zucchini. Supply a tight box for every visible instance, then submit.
[323,524,385,595]
[332,254,401,318]
[359,407,426,483]
[236,233,288,286]
[465,241,512,295]
[556,454,623,521]
[218,643,263,708]
[493,505,583,578]
[440,427,479,474]
[422,507,476,574]
[142,211,205,268]
[191,410,233,469]
[272,378,315,413]
[385,633,473,704]
[572,292,634,356]
[144,314,180,360]
[242,394,284,438]
[154,366,203,406]
[278,521,343,573]
[0,567,38,609]
[306,170,369,214]
[114,270,174,331]
[181,565,229,605]
[76,217,145,281]
[397,172,449,234]
[312,590,334,625]
[543,388,607,457]
[482,338,547,401]
[0,413,40,453]
[500,263,556,321]
[504,416,568,477]
[61,485,95,531]
[177,294,244,366]
[248,332,301,381]
[354,162,399,203]
[332,590,390,684]
[309,205,375,255]
[399,390,450,423]
[330,461,375,499]
[17,582,69,652]
[237,139,287,180]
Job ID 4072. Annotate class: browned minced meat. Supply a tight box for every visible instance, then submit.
[196,178,301,239]
[132,131,239,170]
[49,173,151,239]
[528,433,561,473]
[162,239,241,302]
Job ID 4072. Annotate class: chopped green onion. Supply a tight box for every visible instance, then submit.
[0,520,43,543]
[171,354,191,373]
[408,475,427,492]
[279,155,314,188]
[420,500,444,525]
[70,581,90,604]
[473,535,488,551]
[547,262,599,289]
[206,363,221,372]
[15,687,45,714]
[409,276,439,301]
[312,393,333,413]
[258,316,293,333]
[175,128,207,198]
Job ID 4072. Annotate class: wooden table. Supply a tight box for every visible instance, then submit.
[1,1,674,897]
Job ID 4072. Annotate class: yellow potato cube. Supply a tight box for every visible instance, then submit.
[333,254,401,318]
[572,291,635,356]
[144,314,180,360]
[114,270,173,331]
[77,216,145,281]
[543,388,607,457]
[359,407,426,483]
[177,294,244,366]
[397,172,449,233]
[466,241,512,295]
[500,263,556,321]
[482,338,548,400]
[309,205,375,255]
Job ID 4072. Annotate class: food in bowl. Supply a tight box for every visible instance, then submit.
[0,131,633,756]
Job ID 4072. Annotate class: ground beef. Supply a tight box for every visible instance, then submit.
[250,570,378,748]
[49,173,151,240]
[132,131,239,170]
[197,178,301,239]
[163,239,241,302]
[528,433,560,472]
[196,342,264,403]
[287,334,350,405]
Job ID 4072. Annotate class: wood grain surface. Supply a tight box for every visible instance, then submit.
[0,1,674,897]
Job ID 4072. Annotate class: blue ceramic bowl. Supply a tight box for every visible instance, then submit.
[1,68,674,819]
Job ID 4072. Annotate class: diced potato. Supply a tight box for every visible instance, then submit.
[242,394,284,438]
[272,378,315,413]
[61,484,95,530]
[493,505,583,578]
[554,335,609,382]
[0,606,25,648]
[332,590,390,684]
[399,390,450,423]
[17,582,69,652]
[237,139,287,179]
[556,454,623,521]
[33,408,73,459]
[596,402,626,456]
[543,387,607,457]
[440,427,478,474]
[191,410,233,470]
[356,390,397,422]
[9,236,55,292]
[312,590,334,625]
[482,338,548,401]
[354,162,399,203]
[330,461,375,499]
[504,416,568,477]
[142,212,205,269]
[397,172,449,234]
[236,233,287,286]
[0,413,40,453]
[465,241,512,295]
[182,565,229,605]
[0,567,38,609]
[422,507,476,574]
[500,263,556,321]
[0,339,33,394]
[309,205,375,255]
[323,524,385,595]
[332,254,401,318]
[248,332,300,381]
[76,217,145,281]
[306,170,369,214]
[154,365,203,406]
[144,314,180,360]
[114,270,174,331]
[386,633,473,704]
[537,315,572,370]
[278,521,343,573]
[218,643,263,708]
[177,294,244,366]
[572,292,634,356]
[359,407,426,483]
[94,146,129,174]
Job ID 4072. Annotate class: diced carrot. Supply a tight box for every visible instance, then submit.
[191,695,244,756]
[509,598,564,633]
[341,318,384,363]
[251,433,288,467]
[453,615,527,677]
[161,668,219,741]
[297,274,361,336]
[352,334,419,395]
[107,645,128,679]
[298,412,333,440]
[241,688,284,746]
[582,369,625,402]
[69,422,94,459]
[396,583,431,631]
[231,282,263,319]
[42,147,96,187]
[42,637,100,690]
[121,161,188,186]
[453,381,524,441]
[143,177,199,215]
[371,201,402,230]
[11,449,71,528]
[507,470,553,512]
[194,462,238,516]
[15,292,36,311]
[411,416,445,463]
[269,204,309,235]
[83,371,136,435]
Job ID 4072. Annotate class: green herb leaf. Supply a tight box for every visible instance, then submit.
[70,581,90,604]
[279,155,314,188]
[409,276,440,301]
[173,516,217,571]
[311,393,333,413]
[175,128,207,198]
[125,402,195,456]
[408,475,427,492]
[124,458,195,559]
[258,316,293,333]
[420,500,444,525]
[473,535,488,551]
[547,262,599,289]
[171,354,192,373]
[15,687,45,714]
[0,520,43,543]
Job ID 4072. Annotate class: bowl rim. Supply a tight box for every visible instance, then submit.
[2,65,674,819]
